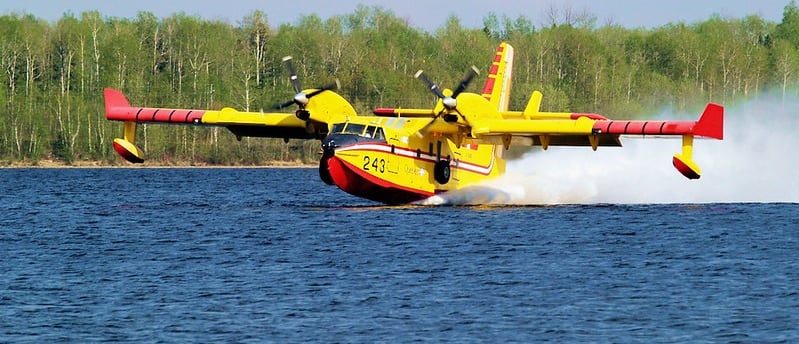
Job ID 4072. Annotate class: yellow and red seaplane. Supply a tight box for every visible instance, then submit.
[104,42,723,205]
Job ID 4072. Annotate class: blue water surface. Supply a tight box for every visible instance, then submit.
[0,168,797,343]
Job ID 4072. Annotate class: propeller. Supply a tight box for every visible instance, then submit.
[275,56,340,111]
[415,66,480,111]
[276,56,342,179]
[413,66,480,135]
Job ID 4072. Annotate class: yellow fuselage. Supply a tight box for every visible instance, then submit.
[321,117,506,204]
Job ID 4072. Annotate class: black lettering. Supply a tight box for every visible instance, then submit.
[363,156,387,173]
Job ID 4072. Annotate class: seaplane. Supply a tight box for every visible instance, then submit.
[103,42,724,205]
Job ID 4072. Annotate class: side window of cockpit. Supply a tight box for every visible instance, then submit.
[363,126,385,140]
[373,127,385,140]
[365,126,376,138]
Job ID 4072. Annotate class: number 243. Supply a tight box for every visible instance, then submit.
[363,156,385,173]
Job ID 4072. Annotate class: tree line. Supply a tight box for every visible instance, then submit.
[1,2,798,165]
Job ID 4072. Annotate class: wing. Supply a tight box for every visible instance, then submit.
[103,88,356,163]
[470,90,723,179]
[476,96,723,147]
[372,89,724,179]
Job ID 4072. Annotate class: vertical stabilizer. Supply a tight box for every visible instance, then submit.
[481,42,514,111]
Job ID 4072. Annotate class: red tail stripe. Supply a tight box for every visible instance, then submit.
[481,78,497,97]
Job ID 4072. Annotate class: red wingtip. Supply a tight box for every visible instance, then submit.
[693,103,724,140]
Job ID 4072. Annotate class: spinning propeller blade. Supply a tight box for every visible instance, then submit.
[283,56,302,94]
[415,66,480,111]
[413,66,480,136]
[452,66,480,98]
[305,80,341,98]
[274,56,340,113]
[415,70,446,99]
[276,99,298,110]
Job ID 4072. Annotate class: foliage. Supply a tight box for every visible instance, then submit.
[0,4,797,165]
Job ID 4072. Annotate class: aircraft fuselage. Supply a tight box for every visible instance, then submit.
[319,120,506,204]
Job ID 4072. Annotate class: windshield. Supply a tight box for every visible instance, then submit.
[329,122,386,141]
[342,123,366,135]
[330,123,346,134]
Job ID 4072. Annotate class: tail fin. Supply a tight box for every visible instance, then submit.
[481,42,514,111]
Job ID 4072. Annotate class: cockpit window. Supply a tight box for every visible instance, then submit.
[374,127,385,140]
[343,123,366,135]
[330,122,386,141]
[363,126,385,140]
[330,123,345,134]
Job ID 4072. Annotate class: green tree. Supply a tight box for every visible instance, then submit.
[775,0,799,47]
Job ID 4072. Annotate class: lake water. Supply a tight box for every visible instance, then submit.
[1,168,797,342]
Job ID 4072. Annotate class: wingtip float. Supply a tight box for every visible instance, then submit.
[672,103,724,179]
[103,42,725,204]
[105,89,143,164]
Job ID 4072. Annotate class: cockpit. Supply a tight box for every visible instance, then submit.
[321,122,387,153]
[329,123,386,141]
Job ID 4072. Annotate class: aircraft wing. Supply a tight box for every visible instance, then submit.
[473,102,724,179]
[103,88,331,139]
[103,88,356,163]
[104,88,334,139]
[474,102,723,145]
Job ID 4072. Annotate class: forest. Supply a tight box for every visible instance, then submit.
[1,2,799,166]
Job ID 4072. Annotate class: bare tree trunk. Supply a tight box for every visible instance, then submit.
[91,20,101,89]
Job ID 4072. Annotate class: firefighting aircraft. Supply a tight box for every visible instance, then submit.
[104,42,723,205]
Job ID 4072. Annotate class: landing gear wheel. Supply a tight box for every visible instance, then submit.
[434,160,451,185]
[319,157,334,185]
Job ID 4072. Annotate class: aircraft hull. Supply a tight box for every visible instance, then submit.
[325,155,433,205]
[324,142,504,204]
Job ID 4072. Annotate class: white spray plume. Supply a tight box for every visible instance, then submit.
[424,94,799,205]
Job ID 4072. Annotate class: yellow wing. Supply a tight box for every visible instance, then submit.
[465,90,723,179]
[103,88,356,163]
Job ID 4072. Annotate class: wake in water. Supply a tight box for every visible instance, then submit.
[425,94,799,205]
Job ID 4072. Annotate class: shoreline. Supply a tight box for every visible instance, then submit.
[0,159,316,169]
